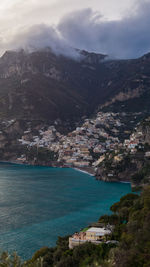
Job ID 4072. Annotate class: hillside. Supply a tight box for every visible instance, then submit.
[0,49,150,126]
[0,49,107,125]
[96,117,150,189]
[0,49,150,162]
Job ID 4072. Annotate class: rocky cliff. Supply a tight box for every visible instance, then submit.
[96,117,150,189]
[0,49,150,126]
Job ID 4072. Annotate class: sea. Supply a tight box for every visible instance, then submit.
[0,163,131,259]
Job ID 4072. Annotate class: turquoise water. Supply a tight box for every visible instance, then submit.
[0,163,131,259]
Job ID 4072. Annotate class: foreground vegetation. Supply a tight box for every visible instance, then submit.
[1,187,150,266]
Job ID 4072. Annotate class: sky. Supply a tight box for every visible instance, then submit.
[0,0,150,58]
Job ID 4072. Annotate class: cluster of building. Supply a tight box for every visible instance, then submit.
[123,130,143,153]
[17,111,146,167]
[18,112,125,167]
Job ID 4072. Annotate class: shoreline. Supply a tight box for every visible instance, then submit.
[0,160,132,185]
[73,167,95,177]
[0,160,96,175]
[0,160,29,165]
[120,181,131,184]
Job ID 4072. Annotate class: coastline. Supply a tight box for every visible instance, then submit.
[0,160,28,166]
[0,160,132,186]
[120,181,131,184]
[73,167,95,176]
[0,160,96,176]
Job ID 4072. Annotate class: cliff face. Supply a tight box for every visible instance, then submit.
[0,49,109,125]
[96,154,145,183]
[0,49,150,126]
[137,119,150,145]
[96,118,150,189]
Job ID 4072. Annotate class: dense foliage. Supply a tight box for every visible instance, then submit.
[132,162,150,185]
[100,189,150,266]
[112,187,150,267]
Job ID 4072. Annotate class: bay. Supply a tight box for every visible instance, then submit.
[0,163,131,259]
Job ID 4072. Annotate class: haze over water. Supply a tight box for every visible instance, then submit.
[0,163,131,259]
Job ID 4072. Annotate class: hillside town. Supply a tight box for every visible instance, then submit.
[17,111,145,169]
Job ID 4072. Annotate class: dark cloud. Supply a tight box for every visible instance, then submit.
[58,1,150,58]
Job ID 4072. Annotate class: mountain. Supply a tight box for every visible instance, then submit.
[0,49,107,126]
[100,53,150,113]
[0,48,150,130]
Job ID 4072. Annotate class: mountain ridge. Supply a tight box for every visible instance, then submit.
[0,48,150,127]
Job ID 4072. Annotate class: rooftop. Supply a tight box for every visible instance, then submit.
[86,227,111,235]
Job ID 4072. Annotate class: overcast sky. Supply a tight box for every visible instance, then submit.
[0,0,150,58]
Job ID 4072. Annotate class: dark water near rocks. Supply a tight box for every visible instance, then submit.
[0,163,131,259]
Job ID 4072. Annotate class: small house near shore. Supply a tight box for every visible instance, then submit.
[69,226,112,249]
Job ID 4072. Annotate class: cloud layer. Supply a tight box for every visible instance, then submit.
[58,1,150,58]
[7,24,80,59]
[0,0,150,59]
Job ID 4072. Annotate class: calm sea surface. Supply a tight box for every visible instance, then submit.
[0,163,131,259]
